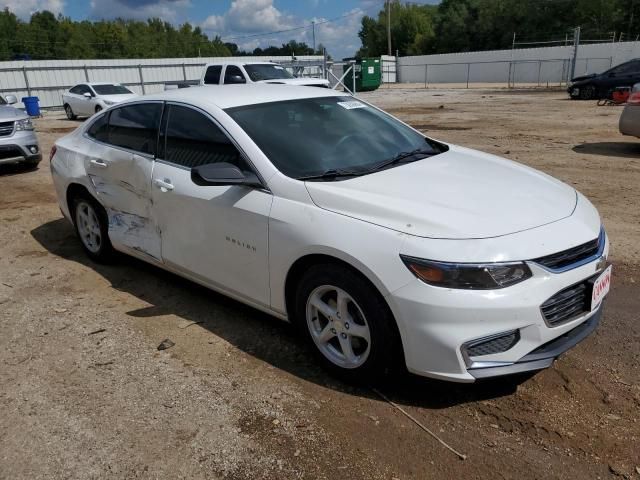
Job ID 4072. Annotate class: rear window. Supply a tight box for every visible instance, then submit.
[87,113,109,142]
[108,103,162,155]
[203,65,222,85]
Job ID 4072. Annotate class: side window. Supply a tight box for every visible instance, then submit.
[87,112,109,142]
[70,85,83,94]
[160,104,245,170]
[204,65,222,84]
[108,103,162,155]
[224,65,246,84]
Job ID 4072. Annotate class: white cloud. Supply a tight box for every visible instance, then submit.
[0,0,64,19]
[90,0,191,22]
[202,0,294,35]
[202,0,366,59]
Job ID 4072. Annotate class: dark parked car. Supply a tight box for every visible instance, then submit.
[568,58,640,100]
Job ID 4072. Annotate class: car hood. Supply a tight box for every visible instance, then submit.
[304,145,578,239]
[258,78,329,86]
[0,105,26,120]
[101,94,138,103]
[571,73,598,83]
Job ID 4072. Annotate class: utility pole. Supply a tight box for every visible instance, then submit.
[312,21,316,52]
[387,0,392,56]
[570,26,580,81]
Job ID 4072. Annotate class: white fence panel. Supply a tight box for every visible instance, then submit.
[397,42,640,85]
[0,55,325,108]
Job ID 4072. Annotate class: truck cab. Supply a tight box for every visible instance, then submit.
[200,62,329,88]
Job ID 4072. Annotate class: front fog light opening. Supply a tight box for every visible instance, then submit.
[28,145,38,154]
[462,329,520,367]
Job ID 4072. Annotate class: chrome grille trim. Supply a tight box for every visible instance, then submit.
[533,227,605,273]
[0,121,14,137]
[540,276,596,327]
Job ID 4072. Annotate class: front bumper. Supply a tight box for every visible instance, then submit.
[387,236,609,383]
[0,129,41,165]
[468,304,601,379]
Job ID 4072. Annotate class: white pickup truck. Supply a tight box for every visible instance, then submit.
[200,61,329,88]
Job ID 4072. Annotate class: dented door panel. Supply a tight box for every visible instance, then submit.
[86,142,161,259]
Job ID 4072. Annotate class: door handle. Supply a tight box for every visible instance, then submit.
[90,158,108,168]
[154,178,174,191]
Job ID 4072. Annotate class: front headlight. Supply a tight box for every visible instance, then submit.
[103,100,116,106]
[400,256,532,289]
[15,118,34,131]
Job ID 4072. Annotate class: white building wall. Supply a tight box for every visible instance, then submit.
[397,42,640,84]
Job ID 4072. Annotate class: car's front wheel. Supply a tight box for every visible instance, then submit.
[294,264,401,382]
[72,193,114,263]
[579,84,596,100]
[64,103,76,120]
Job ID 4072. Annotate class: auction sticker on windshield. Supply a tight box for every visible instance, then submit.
[338,100,367,110]
[591,265,612,311]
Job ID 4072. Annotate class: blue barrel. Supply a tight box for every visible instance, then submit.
[21,96,40,116]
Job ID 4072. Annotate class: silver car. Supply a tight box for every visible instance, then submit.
[0,95,41,167]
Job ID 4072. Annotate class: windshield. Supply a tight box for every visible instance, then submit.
[244,64,294,81]
[92,84,133,96]
[226,96,443,179]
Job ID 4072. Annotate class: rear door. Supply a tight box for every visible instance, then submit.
[151,103,272,305]
[85,102,163,260]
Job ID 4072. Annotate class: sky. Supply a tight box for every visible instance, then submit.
[0,0,437,59]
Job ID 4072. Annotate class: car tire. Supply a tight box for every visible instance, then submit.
[64,104,77,120]
[71,192,114,263]
[579,85,596,100]
[294,263,402,383]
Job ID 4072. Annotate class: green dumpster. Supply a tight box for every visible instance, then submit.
[345,57,382,92]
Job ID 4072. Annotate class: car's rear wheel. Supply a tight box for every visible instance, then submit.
[72,193,114,263]
[64,104,76,120]
[579,84,596,100]
[294,264,401,383]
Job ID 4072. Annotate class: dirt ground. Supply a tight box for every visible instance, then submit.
[1,87,639,480]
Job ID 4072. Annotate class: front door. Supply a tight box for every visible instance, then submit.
[151,103,272,306]
[85,102,163,260]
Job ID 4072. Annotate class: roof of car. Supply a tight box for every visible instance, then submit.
[205,61,277,66]
[139,84,349,109]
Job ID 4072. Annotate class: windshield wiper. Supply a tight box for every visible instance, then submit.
[365,148,435,174]
[297,169,364,181]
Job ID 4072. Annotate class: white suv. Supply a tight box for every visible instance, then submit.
[200,62,329,88]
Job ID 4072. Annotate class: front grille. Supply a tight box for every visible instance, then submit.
[533,233,601,271]
[0,121,14,137]
[465,330,520,357]
[541,279,592,326]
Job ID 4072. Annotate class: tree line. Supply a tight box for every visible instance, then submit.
[0,9,322,61]
[358,0,640,57]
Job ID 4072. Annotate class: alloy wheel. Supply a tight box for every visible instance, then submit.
[305,285,371,369]
[75,200,102,254]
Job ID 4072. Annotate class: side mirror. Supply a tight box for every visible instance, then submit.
[83,92,92,99]
[5,94,17,104]
[191,162,262,188]
[228,75,246,84]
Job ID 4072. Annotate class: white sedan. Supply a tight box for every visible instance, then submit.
[62,82,137,120]
[50,85,610,383]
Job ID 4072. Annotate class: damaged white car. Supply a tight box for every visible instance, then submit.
[50,85,610,383]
